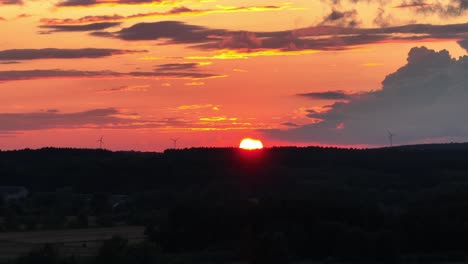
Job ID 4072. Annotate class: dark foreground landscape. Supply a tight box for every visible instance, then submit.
[1,144,468,263]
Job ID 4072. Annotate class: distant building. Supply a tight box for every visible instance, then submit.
[0,186,28,201]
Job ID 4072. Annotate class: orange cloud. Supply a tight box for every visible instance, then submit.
[199,116,237,122]
[362,62,383,66]
[184,82,204,86]
[98,85,150,93]
[186,49,320,60]
[177,104,220,110]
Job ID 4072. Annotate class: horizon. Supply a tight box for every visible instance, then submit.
[3,140,468,153]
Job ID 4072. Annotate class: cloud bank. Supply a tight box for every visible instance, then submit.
[0,48,146,60]
[298,91,355,100]
[266,46,468,145]
[0,68,224,82]
[0,0,22,5]
[56,0,171,7]
[90,21,468,53]
[0,108,188,131]
[39,22,120,33]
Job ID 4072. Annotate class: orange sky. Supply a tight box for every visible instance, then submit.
[0,0,467,151]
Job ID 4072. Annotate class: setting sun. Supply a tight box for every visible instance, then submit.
[239,138,264,150]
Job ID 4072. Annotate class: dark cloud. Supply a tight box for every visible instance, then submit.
[114,21,225,43]
[56,0,165,7]
[39,22,120,33]
[265,47,468,145]
[322,0,466,18]
[394,1,432,8]
[99,85,149,93]
[217,32,263,50]
[0,68,223,82]
[56,0,97,6]
[414,0,468,17]
[89,31,114,38]
[319,9,361,28]
[155,63,199,71]
[458,38,468,51]
[0,108,189,131]
[0,0,22,5]
[281,122,299,127]
[373,7,396,27]
[298,91,353,100]
[0,69,119,81]
[95,21,468,52]
[0,48,146,61]
[0,108,126,131]
[0,61,20,64]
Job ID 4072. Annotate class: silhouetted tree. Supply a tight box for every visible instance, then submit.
[94,236,128,264]
[16,244,59,264]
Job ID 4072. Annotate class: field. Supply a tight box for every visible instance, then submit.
[0,226,145,262]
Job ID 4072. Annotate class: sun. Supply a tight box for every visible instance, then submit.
[239,138,264,150]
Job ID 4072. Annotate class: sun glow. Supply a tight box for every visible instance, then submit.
[239,138,264,150]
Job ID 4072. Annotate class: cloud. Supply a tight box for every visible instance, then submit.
[40,5,283,25]
[0,61,20,64]
[0,17,6,21]
[93,21,468,55]
[56,0,172,7]
[56,0,98,6]
[265,46,468,145]
[184,81,204,86]
[0,48,146,61]
[281,122,299,127]
[199,116,237,122]
[0,0,22,5]
[319,9,361,28]
[0,108,191,131]
[112,21,225,43]
[98,85,150,93]
[322,0,467,20]
[373,7,397,27]
[0,68,224,82]
[151,62,218,83]
[177,104,219,110]
[394,1,432,8]
[16,13,31,19]
[413,0,468,17]
[0,108,131,131]
[155,62,199,71]
[39,22,120,33]
[41,6,192,25]
[298,91,354,100]
[458,37,468,51]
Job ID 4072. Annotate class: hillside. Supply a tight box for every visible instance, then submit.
[2,144,468,262]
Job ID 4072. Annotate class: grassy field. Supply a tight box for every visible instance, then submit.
[0,226,145,262]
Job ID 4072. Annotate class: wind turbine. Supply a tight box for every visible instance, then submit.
[170,138,180,149]
[387,130,395,147]
[97,136,104,149]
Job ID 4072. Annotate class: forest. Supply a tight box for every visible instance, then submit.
[1,144,468,263]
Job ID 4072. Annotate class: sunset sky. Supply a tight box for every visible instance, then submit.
[0,0,467,151]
